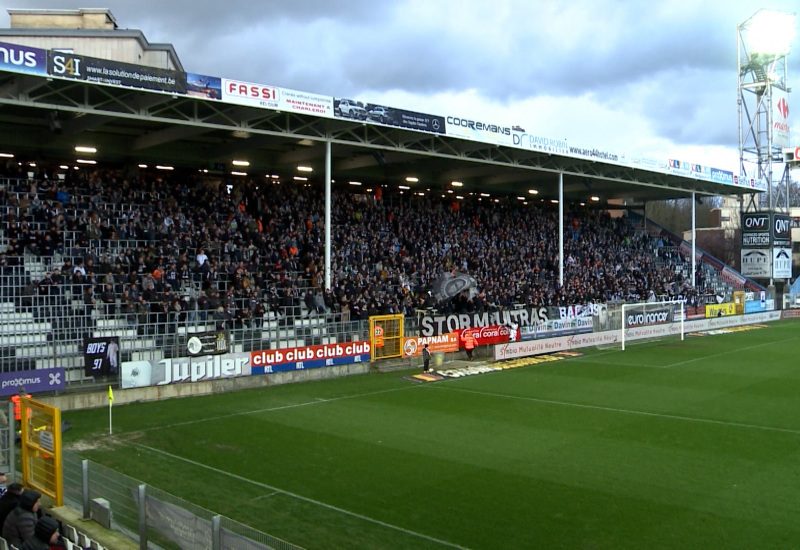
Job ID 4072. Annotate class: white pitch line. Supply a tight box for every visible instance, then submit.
[569,335,798,370]
[137,385,417,434]
[660,336,798,368]
[430,385,800,436]
[129,441,472,550]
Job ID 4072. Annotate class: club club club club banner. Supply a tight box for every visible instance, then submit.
[251,341,371,374]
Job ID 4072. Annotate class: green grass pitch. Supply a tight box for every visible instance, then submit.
[63,318,800,549]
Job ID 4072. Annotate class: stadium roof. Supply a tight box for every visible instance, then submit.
[0,67,760,206]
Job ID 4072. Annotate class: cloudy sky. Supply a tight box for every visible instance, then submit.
[1,0,799,172]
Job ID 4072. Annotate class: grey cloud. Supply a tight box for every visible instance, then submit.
[1,0,798,154]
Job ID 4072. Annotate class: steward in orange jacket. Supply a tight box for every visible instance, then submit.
[461,331,476,360]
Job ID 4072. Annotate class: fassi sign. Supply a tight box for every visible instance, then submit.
[223,79,279,103]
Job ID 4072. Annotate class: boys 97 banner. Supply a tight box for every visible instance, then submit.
[83,336,120,376]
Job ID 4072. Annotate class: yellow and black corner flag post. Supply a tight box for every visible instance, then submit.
[108,385,113,435]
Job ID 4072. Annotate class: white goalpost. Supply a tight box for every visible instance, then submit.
[620,300,685,351]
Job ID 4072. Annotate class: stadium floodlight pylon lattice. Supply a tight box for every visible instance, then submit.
[621,300,686,351]
[737,9,796,214]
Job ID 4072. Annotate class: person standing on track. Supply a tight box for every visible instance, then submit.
[422,343,431,373]
[461,330,476,360]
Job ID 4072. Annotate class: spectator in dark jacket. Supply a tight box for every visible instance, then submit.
[2,489,41,546]
[20,515,63,549]
[0,482,23,531]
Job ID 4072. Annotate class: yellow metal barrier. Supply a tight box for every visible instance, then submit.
[370,314,404,361]
[733,291,745,315]
[20,397,63,506]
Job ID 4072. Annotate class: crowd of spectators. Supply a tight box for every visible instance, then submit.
[0,164,703,337]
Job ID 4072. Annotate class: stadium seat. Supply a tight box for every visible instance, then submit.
[64,524,79,543]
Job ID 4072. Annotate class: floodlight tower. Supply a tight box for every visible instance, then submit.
[738,9,796,214]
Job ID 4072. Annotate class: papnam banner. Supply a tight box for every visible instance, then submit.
[403,334,459,357]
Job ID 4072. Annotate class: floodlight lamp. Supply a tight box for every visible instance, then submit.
[744,9,796,59]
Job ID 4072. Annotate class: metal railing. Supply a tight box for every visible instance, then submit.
[0,265,372,383]
[63,450,304,550]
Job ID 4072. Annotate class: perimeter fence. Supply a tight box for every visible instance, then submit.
[62,450,304,550]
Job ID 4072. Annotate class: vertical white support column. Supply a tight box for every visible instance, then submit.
[692,192,696,289]
[325,140,332,290]
[559,172,564,288]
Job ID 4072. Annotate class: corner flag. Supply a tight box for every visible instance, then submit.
[108,386,114,435]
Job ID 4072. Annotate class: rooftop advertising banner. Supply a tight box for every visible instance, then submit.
[333,97,444,133]
[566,144,625,166]
[223,78,334,118]
[282,87,335,117]
[48,50,186,93]
[512,131,569,155]
[668,159,692,176]
[186,73,221,100]
[733,175,766,191]
[0,39,754,190]
[0,40,46,75]
[709,167,734,185]
[445,114,515,146]
[630,156,669,173]
[222,78,280,109]
[690,163,710,178]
